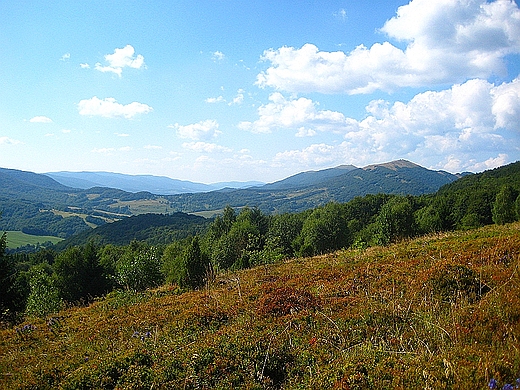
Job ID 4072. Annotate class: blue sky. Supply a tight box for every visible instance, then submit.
[1,0,519,183]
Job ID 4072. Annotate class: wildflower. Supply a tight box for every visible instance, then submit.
[516,378,520,388]
[132,331,140,338]
[503,384,514,390]
[489,379,498,389]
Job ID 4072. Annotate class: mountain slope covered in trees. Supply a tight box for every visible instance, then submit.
[1,160,462,239]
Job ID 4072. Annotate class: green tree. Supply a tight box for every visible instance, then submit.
[161,240,186,285]
[25,264,62,318]
[0,232,14,317]
[266,212,305,258]
[492,185,517,225]
[211,207,268,270]
[177,236,208,289]
[415,196,453,234]
[53,242,108,303]
[376,196,415,245]
[297,203,350,257]
[115,242,163,291]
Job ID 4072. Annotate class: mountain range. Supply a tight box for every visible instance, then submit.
[0,160,464,239]
[45,171,264,195]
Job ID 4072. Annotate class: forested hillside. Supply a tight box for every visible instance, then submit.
[1,161,518,326]
[0,160,460,239]
[54,212,210,248]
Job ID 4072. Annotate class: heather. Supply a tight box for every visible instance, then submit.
[1,222,519,389]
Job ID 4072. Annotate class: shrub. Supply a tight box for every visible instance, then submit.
[257,286,320,317]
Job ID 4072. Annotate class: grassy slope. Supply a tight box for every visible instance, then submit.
[5,231,63,249]
[1,223,520,389]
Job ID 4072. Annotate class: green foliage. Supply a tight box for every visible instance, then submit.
[176,236,209,289]
[25,263,62,318]
[492,185,518,225]
[115,241,163,291]
[265,212,305,258]
[209,207,267,270]
[297,202,351,256]
[376,196,415,245]
[53,242,109,303]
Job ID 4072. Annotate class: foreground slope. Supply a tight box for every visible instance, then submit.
[1,223,519,389]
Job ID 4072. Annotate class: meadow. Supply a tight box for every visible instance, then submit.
[5,231,63,250]
[1,222,519,389]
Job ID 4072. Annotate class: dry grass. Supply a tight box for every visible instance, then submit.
[1,223,520,389]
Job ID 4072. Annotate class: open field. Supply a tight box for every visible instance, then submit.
[1,223,519,389]
[4,231,63,249]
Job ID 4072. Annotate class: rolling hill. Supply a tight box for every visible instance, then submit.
[45,171,264,195]
[2,222,519,388]
[165,160,463,214]
[1,160,463,239]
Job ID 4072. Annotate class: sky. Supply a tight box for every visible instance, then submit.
[0,0,519,184]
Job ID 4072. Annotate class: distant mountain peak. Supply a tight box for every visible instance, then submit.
[364,159,422,171]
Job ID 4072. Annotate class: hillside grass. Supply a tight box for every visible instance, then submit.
[1,223,520,389]
[5,231,63,249]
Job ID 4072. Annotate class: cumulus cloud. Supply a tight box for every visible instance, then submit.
[94,45,145,77]
[170,119,221,141]
[182,141,232,153]
[262,77,519,172]
[273,143,338,167]
[29,116,53,123]
[257,0,520,94]
[238,92,347,134]
[78,97,153,119]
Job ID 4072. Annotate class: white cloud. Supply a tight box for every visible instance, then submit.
[212,51,225,61]
[492,78,520,129]
[115,133,130,137]
[0,136,22,145]
[273,143,338,167]
[206,96,225,104]
[80,63,90,69]
[257,0,520,94]
[238,92,347,134]
[94,45,145,77]
[229,89,245,105]
[182,141,232,153]
[78,96,153,119]
[60,53,70,61]
[170,119,221,141]
[29,116,53,123]
[265,77,519,173]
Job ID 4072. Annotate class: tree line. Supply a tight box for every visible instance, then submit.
[1,161,519,325]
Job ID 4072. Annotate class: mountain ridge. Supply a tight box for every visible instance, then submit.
[0,159,466,239]
[45,171,264,195]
